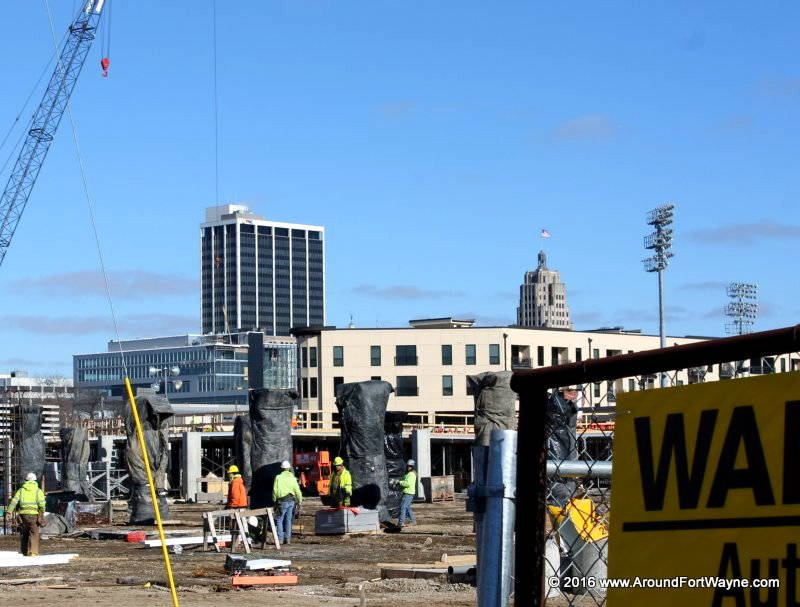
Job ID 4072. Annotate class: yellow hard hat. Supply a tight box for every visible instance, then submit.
[333,456,344,466]
[227,464,240,474]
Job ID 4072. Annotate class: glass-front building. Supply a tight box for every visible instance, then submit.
[74,333,297,405]
[201,204,325,336]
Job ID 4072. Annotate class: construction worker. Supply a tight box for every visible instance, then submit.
[272,461,302,545]
[329,456,352,508]
[227,464,248,509]
[8,472,46,556]
[396,459,417,528]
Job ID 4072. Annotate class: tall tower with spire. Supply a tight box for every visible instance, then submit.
[516,250,573,329]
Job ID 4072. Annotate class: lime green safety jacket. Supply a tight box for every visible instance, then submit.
[330,468,352,505]
[399,470,417,496]
[272,470,303,504]
[9,480,45,515]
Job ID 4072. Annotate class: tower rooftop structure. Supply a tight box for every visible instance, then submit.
[516,250,573,329]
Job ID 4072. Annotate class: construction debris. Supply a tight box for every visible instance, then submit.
[142,534,231,548]
[225,554,291,572]
[231,574,298,586]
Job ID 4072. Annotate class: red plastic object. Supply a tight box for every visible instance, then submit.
[126,531,146,543]
[100,57,110,77]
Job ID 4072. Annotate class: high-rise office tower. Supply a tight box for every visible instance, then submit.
[201,205,325,335]
[516,250,573,329]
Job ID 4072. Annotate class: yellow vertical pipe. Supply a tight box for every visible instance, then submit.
[124,377,180,607]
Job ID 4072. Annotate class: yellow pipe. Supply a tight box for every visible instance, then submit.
[124,377,180,607]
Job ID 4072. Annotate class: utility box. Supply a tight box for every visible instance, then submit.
[314,507,380,535]
[422,475,455,502]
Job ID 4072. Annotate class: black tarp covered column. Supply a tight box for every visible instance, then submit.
[336,380,394,521]
[547,392,578,507]
[125,392,173,524]
[13,404,45,487]
[248,388,297,509]
[384,411,408,519]
[468,371,516,447]
[233,414,253,490]
[60,427,90,497]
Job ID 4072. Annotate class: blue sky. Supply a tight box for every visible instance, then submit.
[1,1,799,377]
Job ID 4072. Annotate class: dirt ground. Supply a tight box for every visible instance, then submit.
[0,498,478,606]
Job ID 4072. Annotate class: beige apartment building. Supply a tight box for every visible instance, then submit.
[293,318,800,430]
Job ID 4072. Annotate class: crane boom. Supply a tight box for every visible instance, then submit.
[0,0,105,267]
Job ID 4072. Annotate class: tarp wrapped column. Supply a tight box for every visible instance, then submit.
[248,388,297,509]
[384,411,408,519]
[12,404,45,488]
[468,371,516,447]
[547,392,578,507]
[125,393,173,524]
[59,427,90,497]
[336,380,394,521]
[233,414,253,490]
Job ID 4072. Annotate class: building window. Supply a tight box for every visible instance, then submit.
[333,376,344,393]
[395,345,417,366]
[781,358,786,373]
[575,348,582,363]
[301,348,308,368]
[309,347,317,368]
[442,344,452,365]
[592,348,599,360]
[466,378,474,396]
[442,375,453,396]
[628,378,635,392]
[370,376,381,381]
[593,382,601,398]
[310,377,317,398]
[333,346,344,367]
[302,377,309,398]
[396,376,418,397]
[465,344,476,365]
[537,346,545,366]
[371,345,381,367]
[489,344,500,365]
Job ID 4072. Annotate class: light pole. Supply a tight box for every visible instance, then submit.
[502,333,508,371]
[725,282,758,376]
[643,204,674,388]
[148,365,182,402]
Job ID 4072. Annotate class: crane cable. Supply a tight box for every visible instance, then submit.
[212,0,220,204]
[40,3,180,606]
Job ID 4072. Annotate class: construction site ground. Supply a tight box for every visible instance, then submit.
[0,498,479,606]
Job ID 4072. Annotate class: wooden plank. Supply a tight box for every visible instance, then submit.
[231,575,298,586]
[0,576,64,585]
[380,567,447,581]
[0,552,79,567]
[142,535,231,547]
[439,554,477,566]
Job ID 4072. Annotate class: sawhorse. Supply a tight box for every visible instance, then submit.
[202,507,280,553]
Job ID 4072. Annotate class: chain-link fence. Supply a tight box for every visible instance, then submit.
[512,324,800,607]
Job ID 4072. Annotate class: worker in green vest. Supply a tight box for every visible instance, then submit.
[8,473,46,556]
[329,456,352,508]
[272,461,303,545]
[396,460,417,528]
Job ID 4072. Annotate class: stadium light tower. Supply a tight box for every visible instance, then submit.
[643,204,675,388]
[725,282,758,335]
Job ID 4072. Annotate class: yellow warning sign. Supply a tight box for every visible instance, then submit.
[608,372,800,606]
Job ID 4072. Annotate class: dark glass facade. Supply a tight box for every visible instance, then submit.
[201,216,325,336]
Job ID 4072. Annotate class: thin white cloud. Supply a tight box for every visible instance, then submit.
[687,221,800,245]
[550,114,618,141]
[1,313,196,336]
[352,284,465,300]
[11,270,196,298]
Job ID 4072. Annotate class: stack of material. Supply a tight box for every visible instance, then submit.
[226,554,296,586]
[314,507,381,535]
[547,391,578,506]
[125,391,173,524]
[379,554,476,582]
[335,380,394,521]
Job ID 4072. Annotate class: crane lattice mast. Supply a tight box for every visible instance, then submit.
[0,0,105,267]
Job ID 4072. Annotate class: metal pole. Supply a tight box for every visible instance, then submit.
[471,445,489,578]
[658,268,667,387]
[477,429,517,607]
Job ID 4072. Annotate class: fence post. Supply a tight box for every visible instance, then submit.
[512,385,549,607]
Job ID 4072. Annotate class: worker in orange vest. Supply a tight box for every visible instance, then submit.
[227,465,248,509]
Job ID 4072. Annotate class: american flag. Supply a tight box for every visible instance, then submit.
[541,229,551,239]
